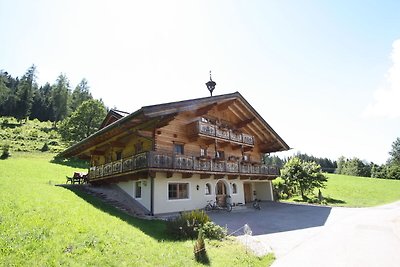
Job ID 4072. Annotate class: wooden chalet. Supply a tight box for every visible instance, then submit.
[60,92,289,215]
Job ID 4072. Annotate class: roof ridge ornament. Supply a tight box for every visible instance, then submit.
[205,70,216,96]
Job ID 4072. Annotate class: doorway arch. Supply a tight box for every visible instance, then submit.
[215,179,230,206]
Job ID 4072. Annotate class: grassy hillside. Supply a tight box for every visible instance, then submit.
[320,173,400,207]
[0,117,66,153]
[279,173,400,207]
[0,153,274,266]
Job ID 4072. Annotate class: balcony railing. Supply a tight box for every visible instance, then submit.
[89,151,280,180]
[190,121,255,146]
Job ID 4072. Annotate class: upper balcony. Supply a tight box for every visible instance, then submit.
[89,150,280,182]
[187,120,255,146]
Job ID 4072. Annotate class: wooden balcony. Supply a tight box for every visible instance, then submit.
[89,151,280,181]
[188,120,255,146]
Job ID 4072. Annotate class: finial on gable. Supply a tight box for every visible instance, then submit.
[205,70,216,96]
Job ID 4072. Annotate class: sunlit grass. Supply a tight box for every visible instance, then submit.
[278,173,400,207]
[0,152,274,266]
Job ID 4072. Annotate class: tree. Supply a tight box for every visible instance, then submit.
[59,99,107,142]
[15,65,37,122]
[280,157,328,200]
[70,78,92,111]
[389,137,400,165]
[51,74,70,127]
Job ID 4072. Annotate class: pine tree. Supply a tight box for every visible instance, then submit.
[51,74,70,127]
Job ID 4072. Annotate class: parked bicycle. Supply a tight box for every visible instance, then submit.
[205,199,232,212]
[252,199,261,210]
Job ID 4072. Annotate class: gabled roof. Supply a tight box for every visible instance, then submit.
[99,109,130,129]
[59,92,290,158]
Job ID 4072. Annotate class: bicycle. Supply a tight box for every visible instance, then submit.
[205,200,232,212]
[252,199,261,210]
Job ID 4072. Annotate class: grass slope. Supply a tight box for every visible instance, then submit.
[283,173,400,207]
[320,173,400,207]
[0,117,66,153]
[0,153,274,266]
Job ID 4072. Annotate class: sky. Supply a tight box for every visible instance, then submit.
[1,0,400,164]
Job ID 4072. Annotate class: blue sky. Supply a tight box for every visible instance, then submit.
[1,0,400,164]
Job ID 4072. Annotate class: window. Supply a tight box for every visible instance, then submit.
[116,151,122,160]
[174,144,184,155]
[205,183,212,195]
[168,183,189,200]
[216,150,225,159]
[232,183,237,194]
[135,181,142,198]
[135,142,143,154]
[200,147,207,157]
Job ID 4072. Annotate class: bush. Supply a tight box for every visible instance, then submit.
[194,228,208,264]
[40,143,50,152]
[202,221,227,240]
[166,210,210,239]
[1,144,11,159]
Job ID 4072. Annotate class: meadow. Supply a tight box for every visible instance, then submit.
[281,173,400,207]
[0,152,274,266]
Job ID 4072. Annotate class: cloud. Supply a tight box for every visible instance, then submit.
[365,39,400,118]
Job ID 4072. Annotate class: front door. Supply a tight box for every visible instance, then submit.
[244,183,252,203]
[216,180,227,206]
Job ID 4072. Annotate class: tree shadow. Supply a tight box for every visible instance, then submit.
[324,197,346,205]
[50,156,89,169]
[58,185,175,241]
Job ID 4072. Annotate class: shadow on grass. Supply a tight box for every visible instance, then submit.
[50,156,89,169]
[60,185,174,241]
[324,197,346,205]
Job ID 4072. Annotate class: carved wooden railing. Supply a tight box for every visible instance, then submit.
[191,121,255,146]
[89,151,280,180]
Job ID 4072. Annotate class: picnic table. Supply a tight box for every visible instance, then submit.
[66,172,88,184]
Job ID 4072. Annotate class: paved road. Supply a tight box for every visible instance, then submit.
[209,201,400,267]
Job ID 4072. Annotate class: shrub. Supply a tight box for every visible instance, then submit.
[202,221,227,240]
[1,144,11,159]
[40,143,50,152]
[166,210,210,239]
[194,228,208,264]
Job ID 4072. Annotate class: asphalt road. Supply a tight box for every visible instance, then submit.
[209,201,400,267]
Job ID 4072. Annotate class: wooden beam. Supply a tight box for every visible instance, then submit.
[148,171,156,179]
[228,175,238,180]
[235,117,255,129]
[136,130,153,139]
[200,174,211,179]
[214,174,225,180]
[182,173,193,179]
[195,102,218,116]
[166,171,173,178]
[90,150,105,155]
[240,176,250,180]
[109,141,125,147]
[217,99,236,111]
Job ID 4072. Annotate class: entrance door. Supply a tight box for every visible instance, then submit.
[216,180,227,206]
[244,183,252,203]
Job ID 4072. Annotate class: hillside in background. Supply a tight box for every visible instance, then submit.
[0,117,66,153]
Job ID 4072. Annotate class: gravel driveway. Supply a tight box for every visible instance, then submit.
[208,201,400,267]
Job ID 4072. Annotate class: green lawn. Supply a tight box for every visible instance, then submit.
[320,173,400,207]
[283,173,400,207]
[0,153,274,266]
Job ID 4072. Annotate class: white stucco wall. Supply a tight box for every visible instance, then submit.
[152,173,247,215]
[117,179,151,211]
[254,181,274,201]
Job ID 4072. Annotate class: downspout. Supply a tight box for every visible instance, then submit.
[150,127,156,216]
[150,176,154,216]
